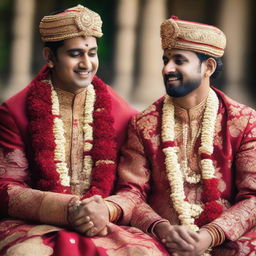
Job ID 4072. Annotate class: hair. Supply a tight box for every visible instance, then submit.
[44,40,65,57]
[195,52,223,81]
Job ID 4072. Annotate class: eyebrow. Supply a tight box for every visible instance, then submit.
[66,47,98,52]
[173,54,186,59]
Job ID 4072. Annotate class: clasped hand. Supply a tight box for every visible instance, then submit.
[154,222,212,255]
[68,195,109,237]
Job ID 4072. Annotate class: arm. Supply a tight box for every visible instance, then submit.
[210,112,256,241]
[0,103,76,226]
[106,116,165,232]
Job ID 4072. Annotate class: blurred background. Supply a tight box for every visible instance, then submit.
[0,0,255,110]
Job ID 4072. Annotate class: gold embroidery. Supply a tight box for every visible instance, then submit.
[28,225,62,236]
[57,88,86,195]
[237,149,256,174]
[136,104,157,119]
[93,225,165,256]
[214,164,227,193]
[214,112,224,149]
[5,237,53,256]
[8,186,44,220]
[228,116,250,137]
[137,115,158,140]
[229,103,244,116]
[95,160,115,166]
[0,148,29,178]
[0,232,26,251]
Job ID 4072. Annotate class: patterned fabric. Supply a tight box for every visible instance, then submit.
[108,87,256,255]
[0,66,159,256]
[160,16,226,58]
[39,5,103,42]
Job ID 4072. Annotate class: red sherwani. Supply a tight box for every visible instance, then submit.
[107,88,256,255]
[0,67,169,256]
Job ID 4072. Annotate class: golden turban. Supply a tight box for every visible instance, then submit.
[39,5,103,42]
[160,16,226,58]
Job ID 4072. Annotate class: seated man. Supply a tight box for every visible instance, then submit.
[0,4,169,256]
[87,16,256,255]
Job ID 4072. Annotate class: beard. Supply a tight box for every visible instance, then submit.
[163,72,202,98]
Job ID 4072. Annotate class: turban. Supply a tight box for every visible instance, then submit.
[160,16,226,58]
[39,5,103,42]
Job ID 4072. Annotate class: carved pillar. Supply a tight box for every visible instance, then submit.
[219,0,252,106]
[4,0,35,99]
[133,0,166,107]
[112,0,139,101]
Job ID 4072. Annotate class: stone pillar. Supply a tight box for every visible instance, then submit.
[219,0,252,106]
[113,0,139,101]
[133,0,166,108]
[4,0,35,99]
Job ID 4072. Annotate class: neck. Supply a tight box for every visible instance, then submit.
[172,82,210,110]
[50,73,87,95]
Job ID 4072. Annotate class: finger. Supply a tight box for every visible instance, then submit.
[162,241,178,249]
[73,215,91,226]
[81,195,102,205]
[76,221,94,234]
[178,229,199,246]
[167,232,194,252]
[188,229,200,242]
[98,227,108,236]
[85,227,98,237]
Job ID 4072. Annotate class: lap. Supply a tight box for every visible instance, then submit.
[213,232,256,256]
[0,219,169,256]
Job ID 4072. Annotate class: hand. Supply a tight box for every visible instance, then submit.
[68,195,109,237]
[80,195,109,236]
[154,221,200,254]
[193,228,212,255]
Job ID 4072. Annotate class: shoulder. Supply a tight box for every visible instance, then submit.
[130,97,164,133]
[214,87,256,117]
[214,88,256,134]
[0,85,31,117]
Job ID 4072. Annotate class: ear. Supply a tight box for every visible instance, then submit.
[42,47,55,68]
[204,58,217,78]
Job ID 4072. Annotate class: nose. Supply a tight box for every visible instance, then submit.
[79,55,92,70]
[163,60,176,74]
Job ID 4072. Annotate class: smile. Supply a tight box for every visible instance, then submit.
[76,70,91,75]
[168,77,180,81]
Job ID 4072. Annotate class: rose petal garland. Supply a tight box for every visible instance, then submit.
[27,66,117,198]
[161,89,223,231]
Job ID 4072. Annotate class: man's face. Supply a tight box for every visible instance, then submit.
[51,36,99,93]
[162,49,203,98]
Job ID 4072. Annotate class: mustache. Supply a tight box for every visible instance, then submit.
[164,72,182,81]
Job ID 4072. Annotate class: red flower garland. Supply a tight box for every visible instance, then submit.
[27,65,117,198]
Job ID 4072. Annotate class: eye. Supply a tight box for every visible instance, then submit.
[88,51,97,57]
[162,56,169,65]
[175,59,183,65]
[69,51,81,57]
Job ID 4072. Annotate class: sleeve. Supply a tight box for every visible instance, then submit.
[211,111,256,241]
[107,116,164,233]
[0,103,76,226]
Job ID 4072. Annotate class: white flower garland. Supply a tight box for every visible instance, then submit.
[51,84,96,187]
[162,89,219,231]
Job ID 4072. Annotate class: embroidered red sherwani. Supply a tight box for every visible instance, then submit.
[0,67,170,256]
[107,88,256,255]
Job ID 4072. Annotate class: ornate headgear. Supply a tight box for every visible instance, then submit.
[39,5,103,42]
[160,16,226,58]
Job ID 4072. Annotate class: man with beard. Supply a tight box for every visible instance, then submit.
[84,16,256,255]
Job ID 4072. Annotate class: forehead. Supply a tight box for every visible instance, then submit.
[62,36,98,49]
[163,48,198,59]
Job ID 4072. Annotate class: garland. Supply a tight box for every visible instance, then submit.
[27,66,117,198]
[161,89,223,231]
